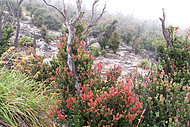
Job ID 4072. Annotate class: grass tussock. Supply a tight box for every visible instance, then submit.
[0,67,56,126]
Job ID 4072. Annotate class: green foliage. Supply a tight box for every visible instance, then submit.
[155,26,190,85]
[108,31,121,53]
[19,36,33,47]
[48,36,142,126]
[0,47,54,85]
[40,25,48,40]
[99,19,118,49]
[132,37,141,54]
[0,23,15,56]
[75,22,87,42]
[132,25,190,126]
[89,45,100,57]
[40,25,56,43]
[0,67,55,126]
[101,49,107,55]
[139,59,150,70]
[27,3,62,30]
[132,68,190,126]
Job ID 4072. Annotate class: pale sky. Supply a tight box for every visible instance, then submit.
[76,0,190,28]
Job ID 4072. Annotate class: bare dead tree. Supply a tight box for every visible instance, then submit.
[159,8,172,47]
[43,0,106,91]
[33,32,36,53]
[0,1,5,42]
[7,0,16,27]
[14,0,24,49]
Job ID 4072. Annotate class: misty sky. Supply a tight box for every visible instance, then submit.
[66,0,190,28]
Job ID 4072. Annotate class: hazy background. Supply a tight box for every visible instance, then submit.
[64,0,190,28]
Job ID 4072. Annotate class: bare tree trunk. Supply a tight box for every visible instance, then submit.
[43,0,106,92]
[0,1,5,42]
[33,32,36,53]
[159,8,172,47]
[14,0,24,49]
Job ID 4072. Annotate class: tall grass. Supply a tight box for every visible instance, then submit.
[0,67,55,126]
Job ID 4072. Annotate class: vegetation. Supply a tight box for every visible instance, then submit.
[89,45,100,57]
[19,36,33,46]
[0,49,56,126]
[0,0,189,127]
[25,2,62,30]
[0,23,15,56]
[139,59,151,70]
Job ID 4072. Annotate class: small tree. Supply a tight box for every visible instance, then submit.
[108,30,121,53]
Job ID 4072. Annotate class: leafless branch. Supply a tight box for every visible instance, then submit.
[86,30,100,37]
[159,8,172,47]
[72,0,82,25]
[83,1,106,36]
[7,0,16,26]
[43,0,66,19]
[86,23,114,49]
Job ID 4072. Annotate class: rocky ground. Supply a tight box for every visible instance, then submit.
[13,20,157,78]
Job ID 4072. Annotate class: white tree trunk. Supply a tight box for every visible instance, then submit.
[67,25,80,92]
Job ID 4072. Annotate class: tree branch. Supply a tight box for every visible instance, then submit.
[83,1,106,36]
[159,8,172,47]
[43,0,66,19]
[72,0,82,25]
[86,23,115,49]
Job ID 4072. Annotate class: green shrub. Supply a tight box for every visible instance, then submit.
[32,6,62,30]
[99,19,118,50]
[89,45,100,57]
[155,25,190,85]
[0,23,15,56]
[139,59,150,70]
[0,47,54,84]
[41,25,48,40]
[108,31,121,53]
[101,49,107,55]
[132,68,190,126]
[19,36,33,47]
[132,37,141,54]
[132,25,190,126]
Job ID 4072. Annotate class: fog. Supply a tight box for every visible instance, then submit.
[61,0,190,28]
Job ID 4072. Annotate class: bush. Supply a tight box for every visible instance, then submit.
[89,45,100,57]
[132,68,190,126]
[108,31,121,53]
[139,59,150,70]
[132,25,190,126]
[99,19,118,50]
[155,26,190,85]
[19,36,33,47]
[101,49,107,55]
[47,35,142,126]
[132,37,141,54]
[0,47,54,84]
[0,23,15,56]
[32,6,62,30]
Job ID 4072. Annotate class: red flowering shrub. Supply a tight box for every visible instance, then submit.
[48,35,142,126]
[132,68,190,126]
